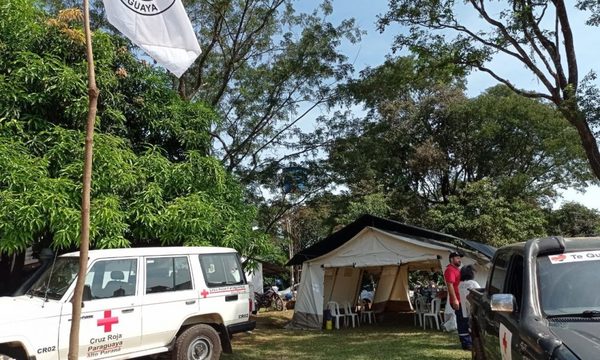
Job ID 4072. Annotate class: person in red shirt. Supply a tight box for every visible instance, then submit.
[444,251,472,350]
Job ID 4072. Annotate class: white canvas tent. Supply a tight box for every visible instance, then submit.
[287,215,493,329]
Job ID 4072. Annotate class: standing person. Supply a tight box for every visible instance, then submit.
[458,265,480,319]
[444,251,472,350]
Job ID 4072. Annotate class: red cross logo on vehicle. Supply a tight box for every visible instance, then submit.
[550,254,566,262]
[97,310,119,332]
[201,289,209,298]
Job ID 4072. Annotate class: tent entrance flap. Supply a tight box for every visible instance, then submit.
[323,267,361,305]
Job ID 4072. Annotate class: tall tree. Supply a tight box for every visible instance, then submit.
[178,0,360,181]
[0,0,275,291]
[42,0,363,244]
[44,0,361,185]
[325,57,590,242]
[379,0,600,182]
[330,57,590,208]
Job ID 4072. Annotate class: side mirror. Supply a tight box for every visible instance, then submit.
[490,294,515,312]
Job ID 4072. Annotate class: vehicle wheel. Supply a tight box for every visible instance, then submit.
[274,297,284,311]
[173,324,222,360]
[0,346,24,360]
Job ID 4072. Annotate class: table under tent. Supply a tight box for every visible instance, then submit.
[286,215,495,329]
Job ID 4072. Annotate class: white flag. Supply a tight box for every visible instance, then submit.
[103,0,201,78]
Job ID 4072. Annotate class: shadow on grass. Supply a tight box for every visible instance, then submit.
[224,312,470,360]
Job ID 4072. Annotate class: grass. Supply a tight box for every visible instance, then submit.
[223,310,471,360]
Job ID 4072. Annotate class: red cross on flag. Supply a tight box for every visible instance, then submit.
[102,0,201,78]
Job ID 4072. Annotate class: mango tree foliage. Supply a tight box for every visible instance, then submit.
[43,0,364,250]
[0,0,272,259]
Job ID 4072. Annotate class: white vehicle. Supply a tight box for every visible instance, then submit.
[0,247,255,360]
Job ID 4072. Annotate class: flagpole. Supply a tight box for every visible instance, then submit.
[68,0,99,357]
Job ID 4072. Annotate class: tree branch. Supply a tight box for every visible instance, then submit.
[477,65,554,101]
[264,185,327,233]
[188,1,226,99]
[249,99,326,162]
[469,0,557,96]
[223,78,310,171]
[553,0,578,91]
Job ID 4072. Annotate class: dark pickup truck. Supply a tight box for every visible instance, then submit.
[469,236,600,360]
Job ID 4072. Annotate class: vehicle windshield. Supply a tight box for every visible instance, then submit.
[27,257,79,300]
[538,252,600,316]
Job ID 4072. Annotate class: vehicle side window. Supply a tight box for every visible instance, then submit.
[85,259,137,299]
[488,251,511,295]
[505,255,524,313]
[145,256,193,294]
[199,253,244,287]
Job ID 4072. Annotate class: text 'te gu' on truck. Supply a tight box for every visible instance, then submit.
[469,236,600,360]
[0,246,256,360]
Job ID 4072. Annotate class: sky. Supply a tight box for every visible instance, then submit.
[295,0,600,210]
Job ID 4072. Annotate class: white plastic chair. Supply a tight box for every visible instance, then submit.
[360,300,376,324]
[413,296,426,327]
[423,298,442,330]
[344,302,360,328]
[361,309,375,324]
[326,301,343,329]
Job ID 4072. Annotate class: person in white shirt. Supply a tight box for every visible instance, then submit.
[458,265,480,319]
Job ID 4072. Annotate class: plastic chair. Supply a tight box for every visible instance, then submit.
[413,296,425,327]
[344,302,360,328]
[423,298,442,330]
[361,302,375,324]
[326,301,343,329]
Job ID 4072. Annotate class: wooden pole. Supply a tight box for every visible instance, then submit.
[68,0,99,358]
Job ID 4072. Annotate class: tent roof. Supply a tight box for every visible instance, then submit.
[287,214,495,266]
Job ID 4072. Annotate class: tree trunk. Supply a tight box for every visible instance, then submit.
[69,0,98,358]
[562,107,600,181]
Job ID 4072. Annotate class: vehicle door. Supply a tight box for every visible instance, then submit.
[58,257,142,359]
[482,250,511,360]
[494,254,529,360]
[140,255,198,349]
[198,253,250,325]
